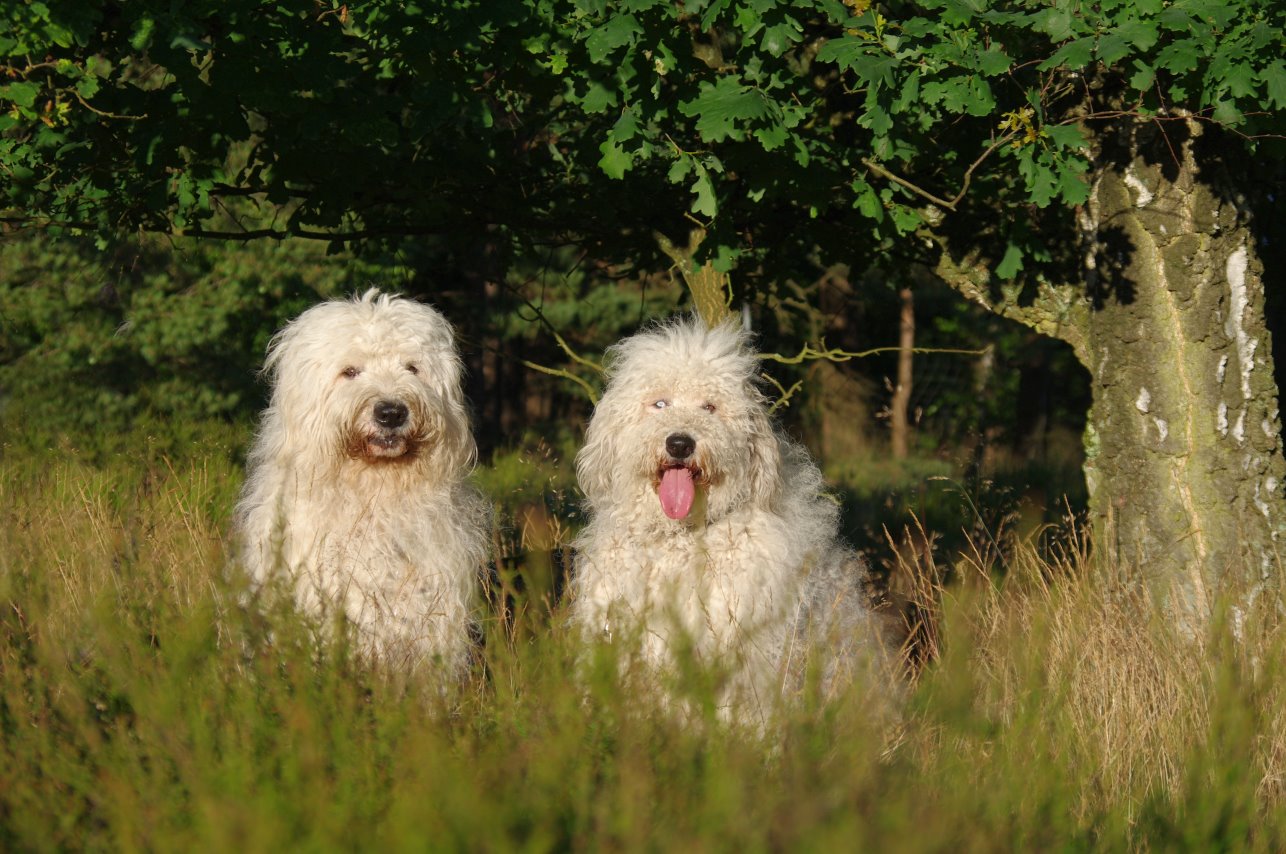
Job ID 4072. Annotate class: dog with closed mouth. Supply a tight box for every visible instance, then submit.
[234,289,489,673]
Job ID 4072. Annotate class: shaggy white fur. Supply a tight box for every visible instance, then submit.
[234,289,489,673]
[570,318,893,725]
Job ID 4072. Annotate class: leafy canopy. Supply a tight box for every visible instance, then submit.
[2,0,1283,273]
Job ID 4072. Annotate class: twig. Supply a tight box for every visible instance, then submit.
[520,359,599,405]
[860,157,956,211]
[508,287,604,376]
[861,129,1015,214]
[760,343,985,365]
[763,375,803,414]
[73,92,146,121]
[949,132,1016,207]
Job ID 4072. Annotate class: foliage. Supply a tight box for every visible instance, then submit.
[4,1,1281,602]
[0,233,386,451]
[3,2,1277,459]
[6,3,1284,838]
[4,445,1286,849]
[1,0,580,250]
[496,246,684,398]
[5,0,1278,433]
[1,227,928,465]
[551,0,1286,275]
[3,1,1282,276]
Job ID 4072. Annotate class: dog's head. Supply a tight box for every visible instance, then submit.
[577,317,782,522]
[261,289,475,481]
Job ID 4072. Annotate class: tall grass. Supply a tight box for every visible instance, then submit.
[3,442,1286,850]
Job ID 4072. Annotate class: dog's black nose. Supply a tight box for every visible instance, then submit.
[665,433,695,460]
[374,400,409,429]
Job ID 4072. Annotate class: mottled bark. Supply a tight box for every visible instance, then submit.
[1078,119,1284,620]
[934,118,1286,622]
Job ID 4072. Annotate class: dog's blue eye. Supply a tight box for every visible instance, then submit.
[341,366,361,379]
[652,400,669,409]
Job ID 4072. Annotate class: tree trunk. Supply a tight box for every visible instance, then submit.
[890,286,914,459]
[934,117,1286,624]
[1078,119,1285,622]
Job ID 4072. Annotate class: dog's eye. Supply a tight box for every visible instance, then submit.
[702,402,717,413]
[406,363,419,375]
[652,399,669,409]
[340,366,361,379]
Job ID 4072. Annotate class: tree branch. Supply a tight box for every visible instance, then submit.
[763,374,804,415]
[508,286,604,377]
[921,228,1089,365]
[949,132,1017,208]
[72,92,147,121]
[759,342,984,365]
[860,158,957,211]
[520,359,600,405]
[0,215,455,242]
[654,228,734,328]
[861,130,1016,214]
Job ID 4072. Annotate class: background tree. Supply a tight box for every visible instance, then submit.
[890,284,915,460]
[539,0,1286,619]
[3,0,1284,617]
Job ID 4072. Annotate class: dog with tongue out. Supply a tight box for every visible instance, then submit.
[569,317,897,728]
[658,433,699,520]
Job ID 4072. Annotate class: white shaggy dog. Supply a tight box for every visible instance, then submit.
[570,318,894,725]
[234,289,489,673]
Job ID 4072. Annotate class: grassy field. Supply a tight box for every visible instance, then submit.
[3,433,1286,850]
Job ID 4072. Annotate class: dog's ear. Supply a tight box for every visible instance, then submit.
[576,402,620,507]
[433,366,478,477]
[747,406,783,510]
[443,403,478,475]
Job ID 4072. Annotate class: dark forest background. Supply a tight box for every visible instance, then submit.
[1,229,1099,562]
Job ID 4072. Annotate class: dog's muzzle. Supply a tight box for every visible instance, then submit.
[353,398,416,461]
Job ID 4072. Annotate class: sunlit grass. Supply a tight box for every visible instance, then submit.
[3,439,1286,849]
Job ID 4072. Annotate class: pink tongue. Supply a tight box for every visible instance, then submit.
[659,467,695,520]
